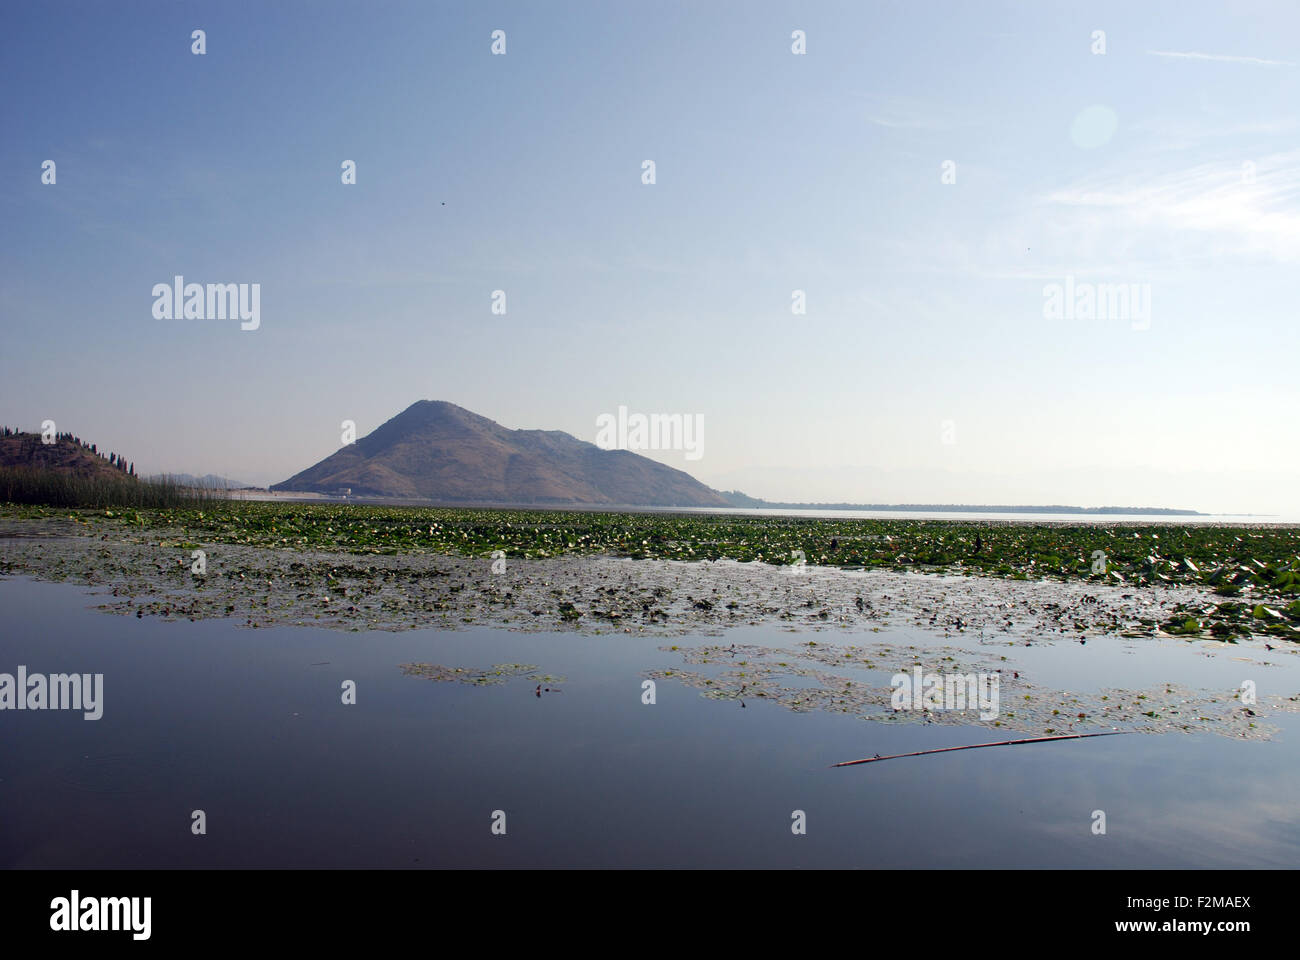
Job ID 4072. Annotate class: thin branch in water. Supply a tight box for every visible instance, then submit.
[831,731,1127,767]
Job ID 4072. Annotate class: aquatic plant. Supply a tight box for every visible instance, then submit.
[3,500,1296,640]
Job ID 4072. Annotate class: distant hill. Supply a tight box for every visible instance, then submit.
[271,401,731,508]
[716,490,1202,516]
[0,429,136,480]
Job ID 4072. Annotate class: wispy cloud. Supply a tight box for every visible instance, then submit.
[1147,50,1295,67]
[1040,152,1300,265]
[942,152,1300,281]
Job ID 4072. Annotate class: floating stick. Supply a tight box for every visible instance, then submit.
[831,731,1126,767]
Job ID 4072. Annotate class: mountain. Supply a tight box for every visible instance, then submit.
[271,401,731,508]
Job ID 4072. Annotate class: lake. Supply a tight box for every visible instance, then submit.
[1,577,1297,868]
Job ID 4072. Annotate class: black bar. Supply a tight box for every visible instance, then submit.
[0,869,1273,947]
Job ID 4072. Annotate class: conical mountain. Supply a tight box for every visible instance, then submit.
[271,400,729,507]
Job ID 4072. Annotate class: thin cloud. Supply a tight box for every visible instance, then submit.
[1148,49,1295,67]
[1040,153,1300,265]
[946,153,1300,282]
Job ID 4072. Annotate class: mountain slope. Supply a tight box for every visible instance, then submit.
[271,401,730,507]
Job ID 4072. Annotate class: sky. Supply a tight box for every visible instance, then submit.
[2,0,1297,514]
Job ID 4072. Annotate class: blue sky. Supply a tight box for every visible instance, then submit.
[2,1,1297,512]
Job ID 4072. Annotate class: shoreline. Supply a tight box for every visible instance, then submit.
[232,491,1296,525]
[0,515,1236,638]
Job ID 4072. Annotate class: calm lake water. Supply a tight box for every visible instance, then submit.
[1,577,1297,868]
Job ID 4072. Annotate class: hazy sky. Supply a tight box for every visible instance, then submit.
[2,1,1297,513]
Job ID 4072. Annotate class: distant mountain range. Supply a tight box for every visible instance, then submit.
[716,491,1202,516]
[147,473,248,490]
[269,401,1204,514]
[271,401,730,507]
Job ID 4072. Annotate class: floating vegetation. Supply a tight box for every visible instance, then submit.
[0,505,1297,642]
[645,641,1295,741]
[399,662,563,686]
